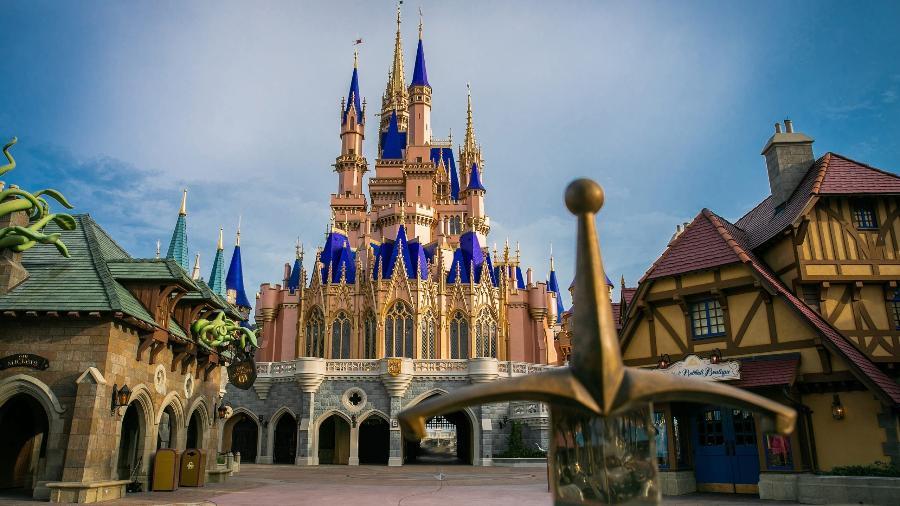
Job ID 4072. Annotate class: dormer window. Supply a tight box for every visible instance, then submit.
[691,299,726,339]
[851,198,878,230]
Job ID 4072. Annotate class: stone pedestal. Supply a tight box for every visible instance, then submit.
[46,480,131,504]
[468,357,499,383]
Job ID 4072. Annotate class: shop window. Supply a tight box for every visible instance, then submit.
[653,411,669,469]
[765,434,793,470]
[889,291,900,331]
[801,285,821,312]
[697,409,724,446]
[672,413,688,467]
[851,199,878,230]
[690,299,726,339]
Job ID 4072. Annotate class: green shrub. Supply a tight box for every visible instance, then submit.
[497,421,547,458]
[827,461,900,477]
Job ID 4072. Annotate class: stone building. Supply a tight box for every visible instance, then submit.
[0,189,250,501]
[603,121,900,499]
[222,9,562,466]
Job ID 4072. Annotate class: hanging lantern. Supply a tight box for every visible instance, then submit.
[831,394,845,420]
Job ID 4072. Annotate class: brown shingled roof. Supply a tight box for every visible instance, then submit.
[642,210,745,281]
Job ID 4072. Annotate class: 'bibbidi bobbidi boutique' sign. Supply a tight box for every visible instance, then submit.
[663,354,740,381]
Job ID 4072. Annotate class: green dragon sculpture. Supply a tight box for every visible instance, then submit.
[191,310,258,351]
[0,137,76,257]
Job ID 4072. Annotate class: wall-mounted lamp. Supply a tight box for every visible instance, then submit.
[111,384,130,412]
[217,403,229,420]
[498,416,510,429]
[658,354,671,369]
[710,348,722,365]
[831,394,845,420]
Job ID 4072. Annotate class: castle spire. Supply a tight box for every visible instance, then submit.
[165,189,189,271]
[464,84,476,152]
[410,8,429,87]
[225,217,251,309]
[209,227,226,297]
[380,2,409,135]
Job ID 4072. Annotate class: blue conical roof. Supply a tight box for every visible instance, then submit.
[380,109,407,159]
[548,268,564,323]
[208,248,225,297]
[430,147,459,200]
[467,163,486,191]
[342,66,363,125]
[445,231,496,286]
[166,214,189,272]
[287,257,302,292]
[226,245,251,308]
[411,38,429,87]
[319,230,357,284]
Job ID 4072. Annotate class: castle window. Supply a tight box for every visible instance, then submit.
[801,285,821,312]
[449,311,469,359]
[331,312,351,359]
[889,291,900,331]
[449,216,462,235]
[690,299,726,339]
[306,307,325,358]
[364,311,377,359]
[385,301,413,358]
[851,199,878,230]
[474,308,497,358]
[421,312,436,359]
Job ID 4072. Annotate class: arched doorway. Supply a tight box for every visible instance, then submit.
[403,396,474,465]
[157,405,178,450]
[117,402,146,481]
[230,414,259,463]
[186,409,204,449]
[357,414,390,465]
[0,393,49,493]
[317,414,350,465]
[272,414,297,464]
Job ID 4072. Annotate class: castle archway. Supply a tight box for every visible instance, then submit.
[117,401,148,481]
[272,413,297,464]
[0,393,49,493]
[402,392,477,465]
[317,413,350,465]
[227,413,259,463]
[357,412,390,465]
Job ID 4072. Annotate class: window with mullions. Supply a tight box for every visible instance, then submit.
[384,301,413,358]
[449,311,469,359]
[889,291,900,331]
[421,312,436,359]
[305,307,325,358]
[851,199,878,230]
[690,299,726,338]
[653,411,669,468]
[474,308,498,358]
[331,312,351,359]
[363,311,377,359]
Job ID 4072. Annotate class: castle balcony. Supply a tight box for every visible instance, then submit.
[255,358,557,382]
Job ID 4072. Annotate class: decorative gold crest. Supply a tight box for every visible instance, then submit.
[387,358,402,377]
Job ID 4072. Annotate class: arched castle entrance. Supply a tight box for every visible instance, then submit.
[317,413,350,465]
[117,402,147,480]
[186,409,204,449]
[272,413,297,464]
[402,392,477,465]
[0,393,49,493]
[357,412,390,465]
[226,413,259,463]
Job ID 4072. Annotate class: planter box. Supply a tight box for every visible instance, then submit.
[659,470,696,496]
[491,457,547,468]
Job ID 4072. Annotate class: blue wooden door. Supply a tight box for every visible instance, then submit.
[693,407,760,493]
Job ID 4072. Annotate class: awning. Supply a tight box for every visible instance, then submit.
[730,354,800,388]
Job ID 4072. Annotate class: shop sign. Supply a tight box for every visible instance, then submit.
[0,353,50,371]
[663,354,740,381]
[228,358,257,389]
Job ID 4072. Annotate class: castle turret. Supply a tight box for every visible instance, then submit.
[547,253,564,323]
[287,240,303,293]
[165,189,189,271]
[407,17,431,147]
[225,220,252,312]
[208,228,226,297]
[332,53,369,231]
[379,4,409,138]
[458,86,482,189]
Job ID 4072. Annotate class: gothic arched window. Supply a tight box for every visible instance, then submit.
[305,307,325,358]
[449,311,469,359]
[449,215,462,235]
[364,310,377,359]
[384,301,413,358]
[474,308,497,358]
[420,312,436,359]
[331,312,351,359]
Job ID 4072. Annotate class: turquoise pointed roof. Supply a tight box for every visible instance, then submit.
[208,245,225,298]
[165,191,189,271]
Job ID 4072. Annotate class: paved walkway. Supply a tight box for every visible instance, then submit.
[0,465,808,505]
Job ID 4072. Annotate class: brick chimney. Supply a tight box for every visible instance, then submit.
[0,183,30,294]
[761,119,815,206]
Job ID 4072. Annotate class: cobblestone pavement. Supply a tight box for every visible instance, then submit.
[0,465,809,505]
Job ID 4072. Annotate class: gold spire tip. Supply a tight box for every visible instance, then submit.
[353,48,359,68]
[179,189,187,215]
[217,227,224,250]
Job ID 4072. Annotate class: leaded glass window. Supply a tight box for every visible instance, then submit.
[449,215,462,235]
[420,312,436,359]
[305,307,325,358]
[449,311,469,359]
[690,299,726,338]
[364,311,377,359]
[474,308,497,358]
[851,198,878,230]
[384,301,413,358]
[331,312,351,359]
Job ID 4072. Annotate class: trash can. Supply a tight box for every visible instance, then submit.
[179,449,207,487]
[152,449,180,491]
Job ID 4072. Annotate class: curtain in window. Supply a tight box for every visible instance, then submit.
[305,307,325,358]
[385,301,413,358]
[331,312,351,359]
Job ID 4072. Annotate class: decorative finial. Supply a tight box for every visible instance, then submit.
[179,189,188,216]
[192,253,201,280]
[156,240,161,259]
[399,205,406,227]
[418,6,423,39]
[296,237,302,259]
[353,48,359,69]
[549,242,554,271]
[235,215,242,247]
[217,227,224,250]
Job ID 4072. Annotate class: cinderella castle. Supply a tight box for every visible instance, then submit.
[219,7,579,467]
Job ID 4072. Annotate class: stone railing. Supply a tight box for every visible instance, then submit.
[509,400,550,420]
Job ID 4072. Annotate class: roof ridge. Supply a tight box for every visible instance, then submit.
[702,209,751,263]
[80,214,125,311]
[638,210,705,282]
[83,214,132,260]
[810,152,832,194]
[827,151,900,181]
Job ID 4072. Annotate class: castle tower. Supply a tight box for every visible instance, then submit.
[458,86,482,190]
[379,4,409,138]
[225,219,252,313]
[165,189,189,271]
[208,227,226,297]
[547,253,564,323]
[465,163,487,243]
[407,17,431,147]
[332,52,369,233]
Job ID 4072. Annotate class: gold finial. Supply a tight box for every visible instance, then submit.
[399,205,406,227]
[464,83,476,152]
[155,240,161,259]
[385,1,405,99]
[353,48,359,68]
[549,242,554,271]
[515,241,521,263]
[235,215,242,247]
[217,228,224,250]
[418,6,423,39]
[179,189,187,216]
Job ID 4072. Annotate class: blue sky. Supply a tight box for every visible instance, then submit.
[2,0,899,310]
